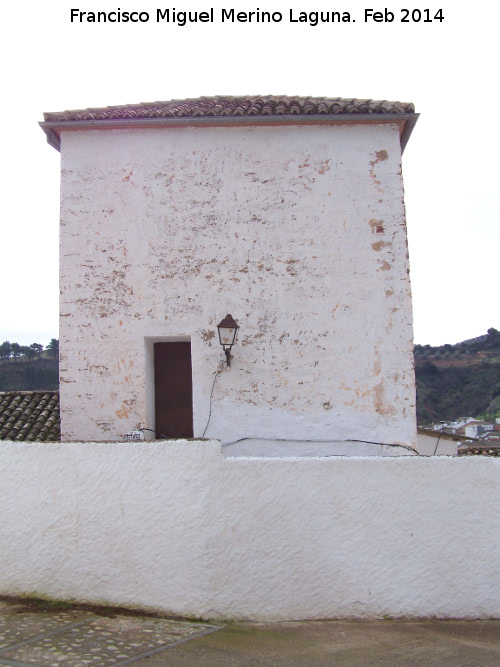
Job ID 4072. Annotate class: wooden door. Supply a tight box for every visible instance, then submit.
[154,342,193,439]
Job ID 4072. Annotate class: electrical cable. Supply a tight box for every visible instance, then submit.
[221,436,420,456]
[202,368,221,438]
[433,430,443,456]
[152,360,421,455]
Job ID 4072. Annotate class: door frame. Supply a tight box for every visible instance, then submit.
[144,336,192,440]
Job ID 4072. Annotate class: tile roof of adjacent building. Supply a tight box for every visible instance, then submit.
[0,391,60,442]
[43,96,415,122]
[458,443,500,457]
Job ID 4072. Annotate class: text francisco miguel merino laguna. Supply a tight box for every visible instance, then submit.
[70,7,358,26]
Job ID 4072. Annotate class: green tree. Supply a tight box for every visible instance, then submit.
[23,345,36,362]
[486,328,500,351]
[0,341,11,363]
[47,338,59,359]
[11,342,22,363]
[30,343,44,359]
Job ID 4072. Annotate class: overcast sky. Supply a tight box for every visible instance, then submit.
[0,0,498,347]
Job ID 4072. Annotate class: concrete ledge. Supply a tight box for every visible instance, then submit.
[0,440,498,620]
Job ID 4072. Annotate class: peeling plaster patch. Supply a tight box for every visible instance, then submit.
[372,241,390,252]
[379,261,391,271]
[317,160,330,175]
[286,259,299,276]
[369,150,388,191]
[201,329,216,345]
[116,405,130,419]
[373,381,396,416]
[115,397,137,421]
[89,420,111,432]
[369,219,385,234]
[88,365,110,377]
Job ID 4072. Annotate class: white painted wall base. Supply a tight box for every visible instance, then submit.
[1,441,498,621]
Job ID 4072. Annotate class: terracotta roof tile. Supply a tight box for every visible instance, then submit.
[44,96,415,123]
[0,391,60,442]
[458,443,500,457]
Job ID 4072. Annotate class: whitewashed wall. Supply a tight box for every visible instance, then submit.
[1,441,498,620]
[59,123,415,449]
[416,430,458,456]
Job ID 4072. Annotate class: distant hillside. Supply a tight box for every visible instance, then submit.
[414,328,500,423]
[0,352,59,391]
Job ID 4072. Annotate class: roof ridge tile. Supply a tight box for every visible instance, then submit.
[43,95,416,123]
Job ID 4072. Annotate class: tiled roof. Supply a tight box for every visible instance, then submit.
[43,96,415,123]
[458,443,500,457]
[0,391,60,442]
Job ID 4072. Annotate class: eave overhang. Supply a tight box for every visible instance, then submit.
[40,112,418,154]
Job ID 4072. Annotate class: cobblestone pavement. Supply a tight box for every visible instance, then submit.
[0,599,220,666]
[1,599,499,666]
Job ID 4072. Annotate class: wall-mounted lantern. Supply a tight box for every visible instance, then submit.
[217,314,239,367]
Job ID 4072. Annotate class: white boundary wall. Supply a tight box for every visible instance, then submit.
[1,441,498,621]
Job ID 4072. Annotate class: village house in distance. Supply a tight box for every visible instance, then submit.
[40,96,419,455]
